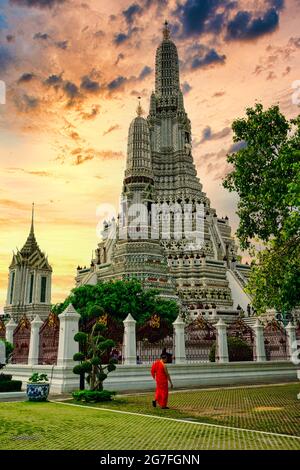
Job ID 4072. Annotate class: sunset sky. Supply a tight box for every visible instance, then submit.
[0,0,299,310]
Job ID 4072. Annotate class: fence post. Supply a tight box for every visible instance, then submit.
[286,322,297,361]
[253,319,266,362]
[57,304,80,367]
[123,314,137,365]
[5,318,17,345]
[215,318,229,363]
[28,315,43,366]
[173,315,186,364]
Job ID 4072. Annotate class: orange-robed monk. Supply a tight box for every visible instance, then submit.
[151,353,173,409]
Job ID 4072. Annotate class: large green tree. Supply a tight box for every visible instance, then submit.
[223,103,300,313]
[52,279,179,326]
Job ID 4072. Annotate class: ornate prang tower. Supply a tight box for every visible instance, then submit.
[76,22,251,315]
[4,204,52,321]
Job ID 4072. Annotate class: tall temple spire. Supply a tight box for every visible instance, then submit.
[155,21,180,96]
[20,203,40,257]
[125,99,153,182]
[136,96,143,117]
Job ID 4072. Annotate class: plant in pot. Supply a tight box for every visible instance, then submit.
[26,373,50,402]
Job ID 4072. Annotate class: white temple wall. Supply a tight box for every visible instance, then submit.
[5,362,298,394]
[226,269,252,311]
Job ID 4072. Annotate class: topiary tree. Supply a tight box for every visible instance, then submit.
[209,336,253,362]
[72,322,117,401]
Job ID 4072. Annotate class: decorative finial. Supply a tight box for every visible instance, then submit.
[31,202,35,234]
[136,96,143,117]
[163,20,170,40]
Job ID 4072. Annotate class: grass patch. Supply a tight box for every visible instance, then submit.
[0,383,299,450]
[66,382,300,436]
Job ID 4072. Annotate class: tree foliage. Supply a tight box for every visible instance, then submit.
[223,103,300,248]
[52,279,179,327]
[223,103,300,313]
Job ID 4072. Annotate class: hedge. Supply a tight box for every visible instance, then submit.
[0,374,12,382]
[0,380,22,392]
[209,336,253,362]
[72,390,116,402]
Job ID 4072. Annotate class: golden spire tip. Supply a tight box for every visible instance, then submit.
[136,96,143,117]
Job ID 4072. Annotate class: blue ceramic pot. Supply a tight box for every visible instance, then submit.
[26,383,50,402]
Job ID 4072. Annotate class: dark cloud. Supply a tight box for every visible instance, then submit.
[80,75,100,93]
[55,40,68,50]
[103,124,120,136]
[33,32,68,49]
[114,33,129,45]
[115,53,125,65]
[63,81,79,98]
[123,4,142,24]
[10,0,65,8]
[227,8,279,40]
[44,74,63,86]
[108,76,127,90]
[142,0,167,7]
[114,27,139,45]
[191,48,226,69]
[174,0,284,41]
[18,72,35,83]
[175,0,217,37]
[200,126,231,143]
[15,94,39,112]
[269,0,284,10]
[139,66,152,80]
[174,0,233,38]
[182,81,192,94]
[33,32,49,40]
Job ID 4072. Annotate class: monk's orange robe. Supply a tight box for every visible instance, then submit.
[151,359,168,407]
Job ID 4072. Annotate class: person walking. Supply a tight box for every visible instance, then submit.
[151,352,173,409]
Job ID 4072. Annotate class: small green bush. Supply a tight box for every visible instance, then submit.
[209,336,253,362]
[0,373,12,382]
[72,390,116,403]
[0,380,22,392]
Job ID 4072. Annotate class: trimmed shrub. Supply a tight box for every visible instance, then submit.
[72,390,116,403]
[209,336,253,362]
[0,373,12,382]
[0,380,22,392]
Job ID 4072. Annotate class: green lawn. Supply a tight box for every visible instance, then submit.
[0,383,299,450]
[77,382,300,437]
